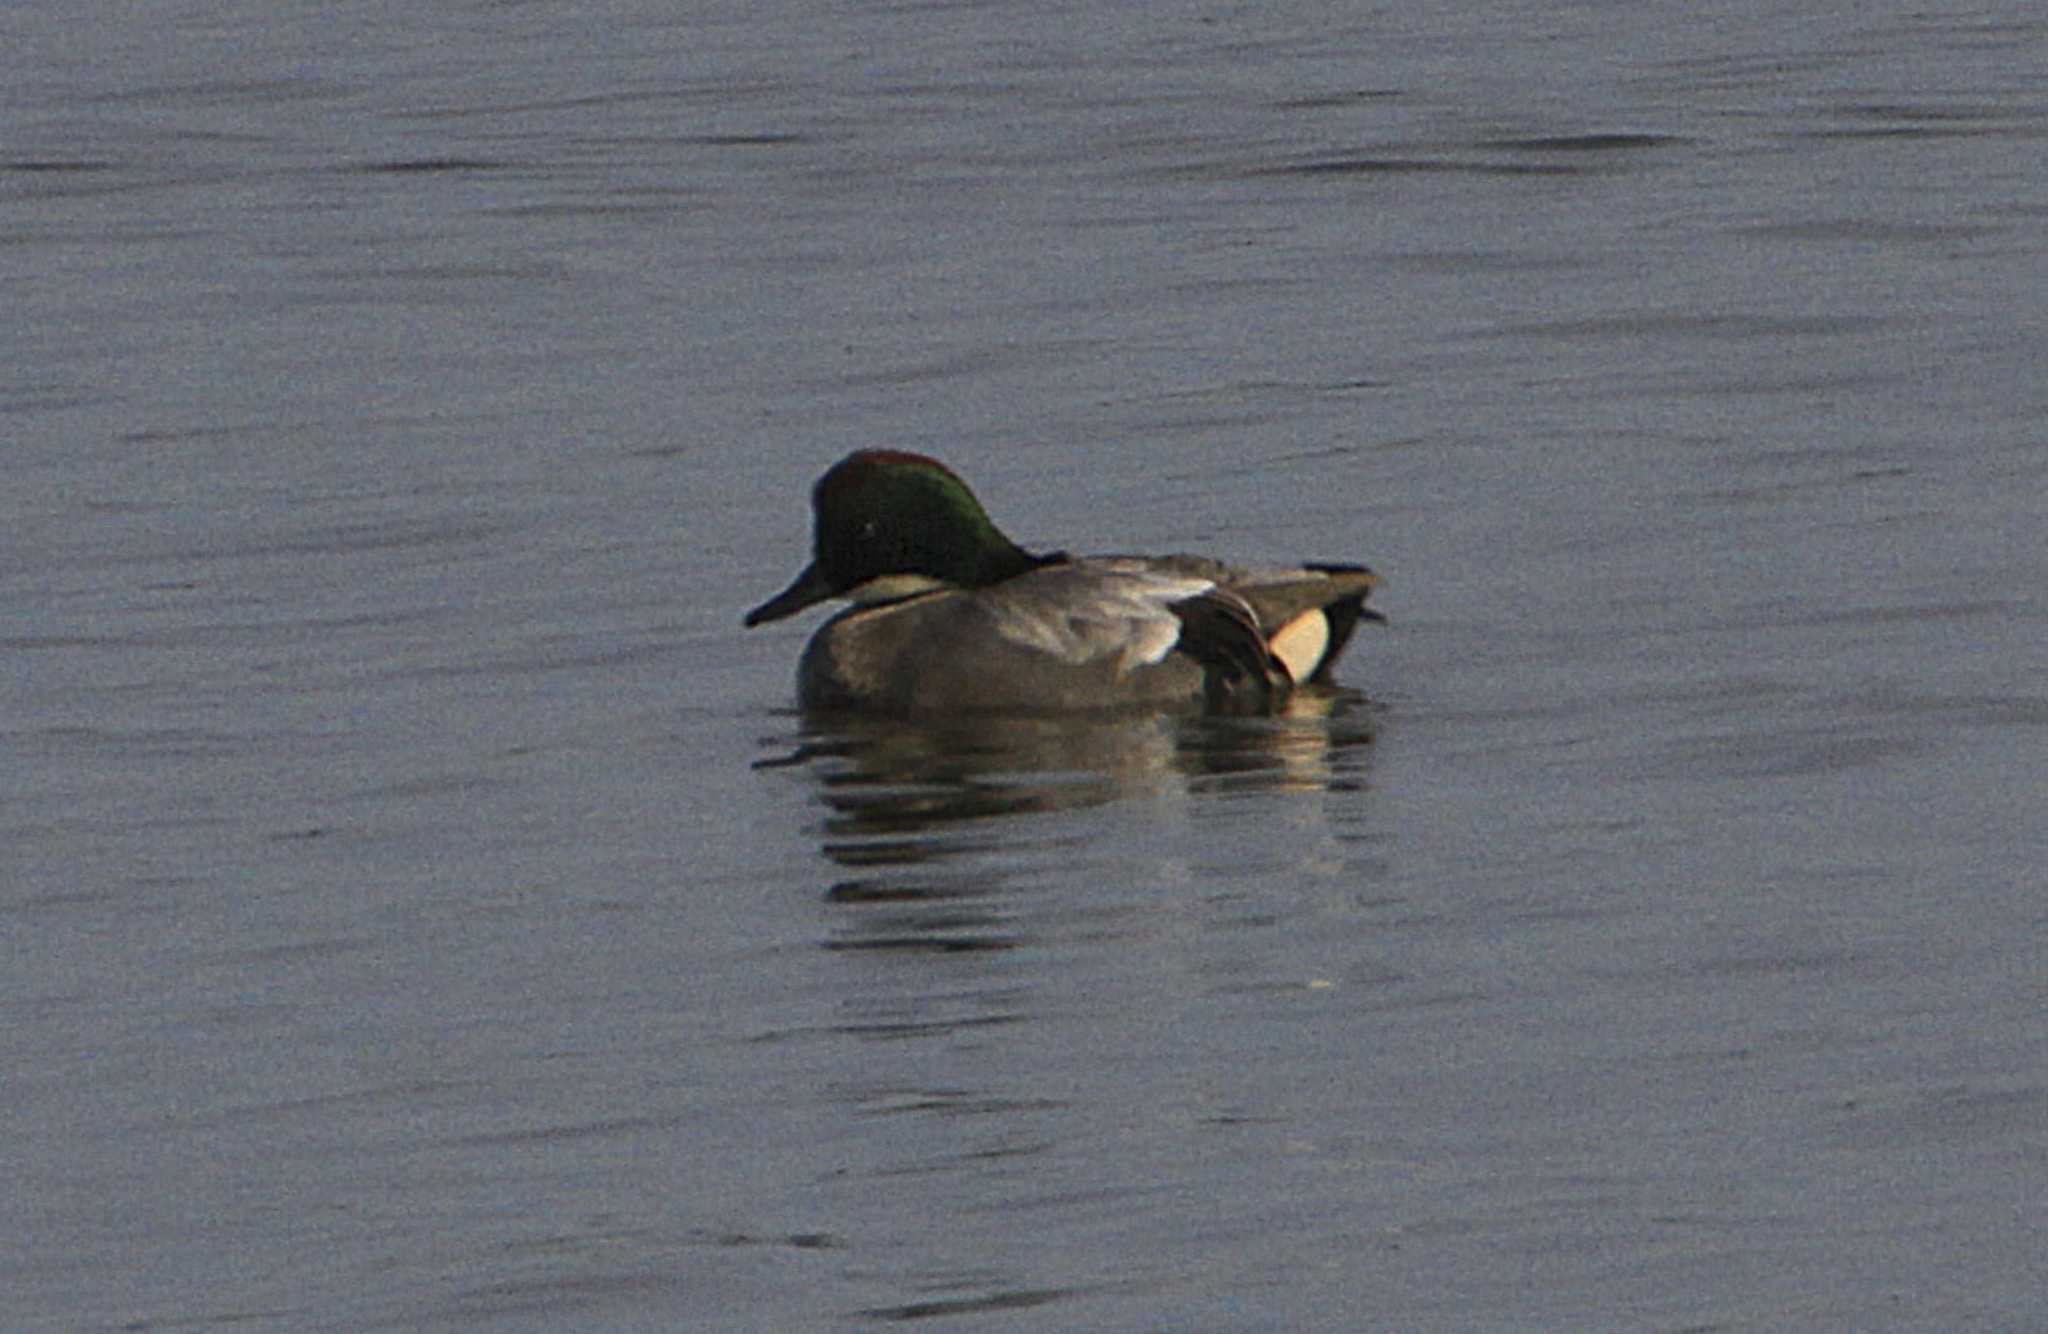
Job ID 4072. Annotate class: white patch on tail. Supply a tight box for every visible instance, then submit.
[1266,610,1329,683]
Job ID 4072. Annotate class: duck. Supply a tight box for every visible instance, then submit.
[743,450,1383,716]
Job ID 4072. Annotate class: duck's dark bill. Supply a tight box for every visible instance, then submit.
[744,562,833,626]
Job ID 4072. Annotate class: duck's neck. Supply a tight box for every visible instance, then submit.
[963,540,1054,588]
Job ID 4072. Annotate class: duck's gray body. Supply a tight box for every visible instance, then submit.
[794,556,1379,716]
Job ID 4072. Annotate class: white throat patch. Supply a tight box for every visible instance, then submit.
[844,572,950,605]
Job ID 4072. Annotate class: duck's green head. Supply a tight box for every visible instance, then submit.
[744,451,1045,626]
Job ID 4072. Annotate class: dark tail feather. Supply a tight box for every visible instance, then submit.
[1301,563,1386,684]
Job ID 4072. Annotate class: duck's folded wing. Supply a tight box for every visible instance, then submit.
[1161,586,1286,703]
[979,562,1259,671]
[1138,556,1383,684]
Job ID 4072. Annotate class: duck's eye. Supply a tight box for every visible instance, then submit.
[860,521,879,542]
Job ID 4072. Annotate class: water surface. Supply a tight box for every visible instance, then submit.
[5,2,2044,1329]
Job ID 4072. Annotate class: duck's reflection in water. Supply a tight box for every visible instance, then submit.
[756,691,1379,954]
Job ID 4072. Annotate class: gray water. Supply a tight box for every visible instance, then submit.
[6,3,2044,1330]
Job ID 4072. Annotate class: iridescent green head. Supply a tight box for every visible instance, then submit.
[745,451,1045,625]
